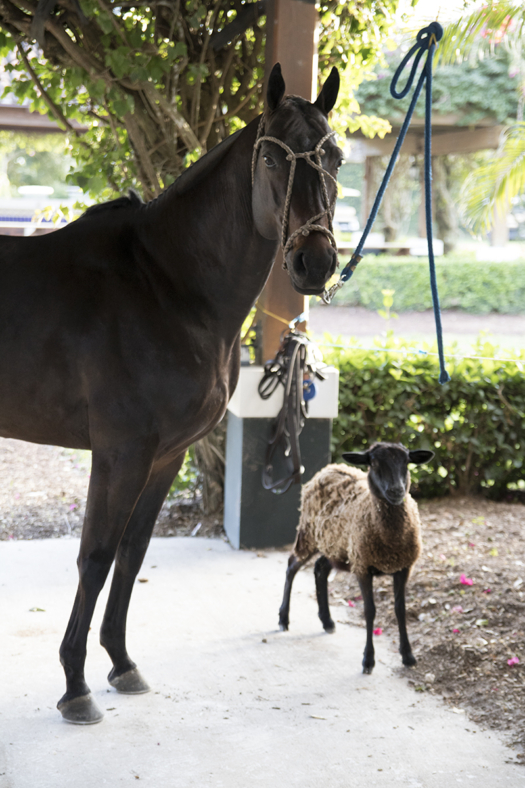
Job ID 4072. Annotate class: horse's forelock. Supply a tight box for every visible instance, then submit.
[265,95,331,151]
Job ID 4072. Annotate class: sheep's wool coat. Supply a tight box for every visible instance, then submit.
[295,464,422,577]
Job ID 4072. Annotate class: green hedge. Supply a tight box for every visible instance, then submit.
[325,335,525,498]
[331,255,525,313]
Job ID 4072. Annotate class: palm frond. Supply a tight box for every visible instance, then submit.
[437,2,525,66]
[459,122,525,233]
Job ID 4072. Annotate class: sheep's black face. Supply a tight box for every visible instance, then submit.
[342,443,435,506]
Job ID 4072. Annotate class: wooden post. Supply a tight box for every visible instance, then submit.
[257,0,318,363]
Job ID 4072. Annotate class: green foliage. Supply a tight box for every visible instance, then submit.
[460,122,525,234]
[320,0,411,139]
[437,1,525,67]
[0,0,405,200]
[355,48,519,126]
[167,446,199,500]
[325,334,525,498]
[330,254,525,313]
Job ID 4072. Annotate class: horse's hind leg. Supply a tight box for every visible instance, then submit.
[57,438,157,724]
[100,453,185,694]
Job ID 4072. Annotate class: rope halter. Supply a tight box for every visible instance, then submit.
[251,117,339,270]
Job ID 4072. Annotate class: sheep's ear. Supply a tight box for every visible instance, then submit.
[342,451,370,466]
[314,67,340,115]
[408,449,435,465]
[267,63,286,111]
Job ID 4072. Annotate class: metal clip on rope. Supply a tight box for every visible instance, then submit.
[322,21,450,386]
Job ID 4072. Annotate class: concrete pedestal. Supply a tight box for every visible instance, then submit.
[223,414,331,549]
[223,365,339,549]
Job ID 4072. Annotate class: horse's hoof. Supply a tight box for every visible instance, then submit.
[57,693,104,724]
[323,620,336,634]
[108,667,151,694]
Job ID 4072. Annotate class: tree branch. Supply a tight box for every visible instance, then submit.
[17,41,82,135]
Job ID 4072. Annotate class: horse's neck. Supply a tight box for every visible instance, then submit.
[141,120,278,338]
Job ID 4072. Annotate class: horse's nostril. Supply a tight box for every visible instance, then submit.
[294,250,307,275]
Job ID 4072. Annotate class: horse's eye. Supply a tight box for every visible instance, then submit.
[263,155,276,168]
[336,158,344,171]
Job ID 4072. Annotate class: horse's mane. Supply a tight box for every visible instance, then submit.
[80,190,143,219]
[170,127,244,197]
[78,126,246,221]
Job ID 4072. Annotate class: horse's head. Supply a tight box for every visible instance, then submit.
[252,63,342,296]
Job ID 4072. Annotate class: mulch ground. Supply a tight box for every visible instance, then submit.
[1,437,524,754]
[0,437,222,541]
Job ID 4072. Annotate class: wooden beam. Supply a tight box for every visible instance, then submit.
[431,126,504,156]
[351,125,505,159]
[258,0,317,363]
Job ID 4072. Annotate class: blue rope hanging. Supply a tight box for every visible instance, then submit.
[324,21,451,385]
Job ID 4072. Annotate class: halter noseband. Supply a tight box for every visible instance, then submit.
[251,117,339,270]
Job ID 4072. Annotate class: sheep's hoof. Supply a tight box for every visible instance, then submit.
[278,616,289,631]
[323,620,336,634]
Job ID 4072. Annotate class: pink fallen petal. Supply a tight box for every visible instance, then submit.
[453,628,460,634]
[507,657,520,667]
[468,542,475,548]
[483,588,492,594]
[373,628,382,636]
[452,605,463,614]
[440,554,447,561]
[69,503,78,511]
[347,600,355,608]
[460,574,473,586]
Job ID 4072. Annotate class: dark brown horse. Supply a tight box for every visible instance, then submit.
[0,63,342,723]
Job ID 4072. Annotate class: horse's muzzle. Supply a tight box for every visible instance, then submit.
[288,242,337,296]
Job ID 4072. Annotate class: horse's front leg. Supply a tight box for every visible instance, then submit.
[99,453,186,693]
[57,437,158,724]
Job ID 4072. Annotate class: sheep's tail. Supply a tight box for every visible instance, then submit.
[293,528,317,561]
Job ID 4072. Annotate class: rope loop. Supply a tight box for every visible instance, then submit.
[390,21,443,99]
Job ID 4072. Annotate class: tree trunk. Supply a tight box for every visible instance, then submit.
[433,156,458,255]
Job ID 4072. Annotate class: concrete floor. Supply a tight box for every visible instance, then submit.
[1,537,524,787]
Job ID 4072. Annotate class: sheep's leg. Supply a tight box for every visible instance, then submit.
[357,572,376,674]
[314,555,335,633]
[278,554,309,631]
[393,568,416,667]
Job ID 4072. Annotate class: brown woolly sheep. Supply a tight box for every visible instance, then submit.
[278,442,434,673]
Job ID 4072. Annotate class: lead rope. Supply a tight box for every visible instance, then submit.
[322,21,450,385]
[252,118,339,268]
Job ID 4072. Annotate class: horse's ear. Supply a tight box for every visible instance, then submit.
[267,63,286,111]
[314,67,340,115]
